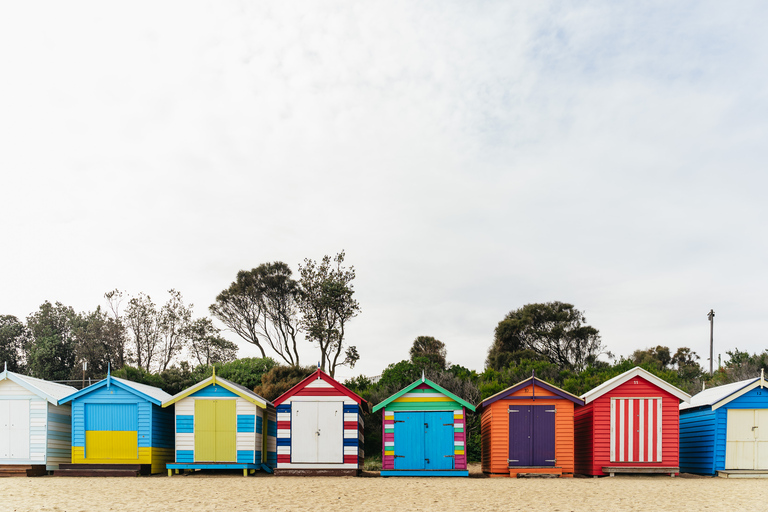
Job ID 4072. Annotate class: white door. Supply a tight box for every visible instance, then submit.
[316,402,343,463]
[726,409,761,469]
[757,410,768,469]
[0,400,9,459]
[291,402,319,463]
[9,400,30,459]
[291,402,344,463]
[0,400,30,460]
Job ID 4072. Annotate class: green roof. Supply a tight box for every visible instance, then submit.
[372,376,476,413]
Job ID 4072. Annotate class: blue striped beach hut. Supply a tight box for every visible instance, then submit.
[162,369,277,476]
[0,366,76,476]
[680,372,768,476]
[58,373,173,475]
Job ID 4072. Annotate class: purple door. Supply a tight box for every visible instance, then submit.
[508,406,533,466]
[508,405,556,467]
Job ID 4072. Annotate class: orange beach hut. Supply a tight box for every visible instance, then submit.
[479,374,583,478]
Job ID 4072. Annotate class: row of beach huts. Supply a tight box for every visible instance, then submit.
[1,363,767,478]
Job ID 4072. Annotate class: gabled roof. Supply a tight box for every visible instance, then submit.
[478,376,584,411]
[681,376,766,411]
[162,372,273,409]
[580,366,691,404]
[59,375,171,406]
[372,376,476,413]
[274,369,369,409]
[0,369,77,405]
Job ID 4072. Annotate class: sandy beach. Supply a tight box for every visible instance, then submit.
[1,467,766,512]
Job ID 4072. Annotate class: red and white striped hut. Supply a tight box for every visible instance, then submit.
[574,366,690,477]
[273,369,369,476]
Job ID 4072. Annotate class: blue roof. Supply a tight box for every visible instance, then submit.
[60,375,171,406]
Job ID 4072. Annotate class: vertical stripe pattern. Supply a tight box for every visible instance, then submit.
[611,398,662,462]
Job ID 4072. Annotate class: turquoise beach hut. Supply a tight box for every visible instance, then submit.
[373,374,475,477]
[0,366,76,476]
[680,372,768,476]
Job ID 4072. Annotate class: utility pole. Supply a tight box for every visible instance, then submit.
[707,309,715,375]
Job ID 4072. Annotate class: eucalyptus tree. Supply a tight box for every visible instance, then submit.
[210,262,302,366]
[297,251,360,377]
[187,317,238,366]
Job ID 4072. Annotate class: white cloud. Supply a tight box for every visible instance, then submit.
[1,1,767,379]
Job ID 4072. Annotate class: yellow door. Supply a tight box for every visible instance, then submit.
[195,400,236,462]
[215,400,236,462]
[85,431,138,460]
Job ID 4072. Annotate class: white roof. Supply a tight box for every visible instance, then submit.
[0,370,77,405]
[580,366,691,404]
[111,376,172,403]
[681,377,762,411]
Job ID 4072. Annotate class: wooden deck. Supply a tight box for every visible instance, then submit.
[602,466,679,477]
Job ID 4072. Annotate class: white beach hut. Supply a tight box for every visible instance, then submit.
[0,365,77,476]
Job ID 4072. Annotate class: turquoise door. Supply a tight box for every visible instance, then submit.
[425,411,454,470]
[393,411,454,470]
[394,412,424,469]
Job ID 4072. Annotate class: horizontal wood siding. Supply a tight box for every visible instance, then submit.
[29,399,47,463]
[714,408,727,471]
[266,407,277,468]
[591,377,681,475]
[574,404,593,474]
[151,404,174,449]
[236,399,257,456]
[174,397,195,461]
[0,380,30,396]
[46,402,71,470]
[679,407,717,474]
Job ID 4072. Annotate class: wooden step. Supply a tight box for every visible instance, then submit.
[0,465,48,477]
[54,469,141,477]
[55,463,150,477]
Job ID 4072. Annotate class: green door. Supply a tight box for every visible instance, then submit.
[195,400,236,462]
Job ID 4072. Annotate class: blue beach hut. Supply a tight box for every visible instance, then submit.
[0,366,76,476]
[57,372,173,475]
[680,372,768,476]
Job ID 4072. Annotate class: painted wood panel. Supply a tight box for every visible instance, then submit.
[577,376,681,475]
[482,382,577,476]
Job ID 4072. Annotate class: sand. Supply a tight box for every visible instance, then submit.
[1,468,766,512]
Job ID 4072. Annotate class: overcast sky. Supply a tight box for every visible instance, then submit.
[1,1,767,381]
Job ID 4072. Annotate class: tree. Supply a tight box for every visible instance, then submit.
[187,317,238,366]
[252,364,315,401]
[632,345,672,369]
[486,302,606,372]
[25,301,77,380]
[298,251,361,377]
[157,289,193,371]
[71,306,126,380]
[0,315,27,372]
[409,336,448,370]
[104,289,128,368]
[124,293,161,372]
[210,262,302,365]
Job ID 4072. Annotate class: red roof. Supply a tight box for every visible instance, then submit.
[273,369,368,408]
